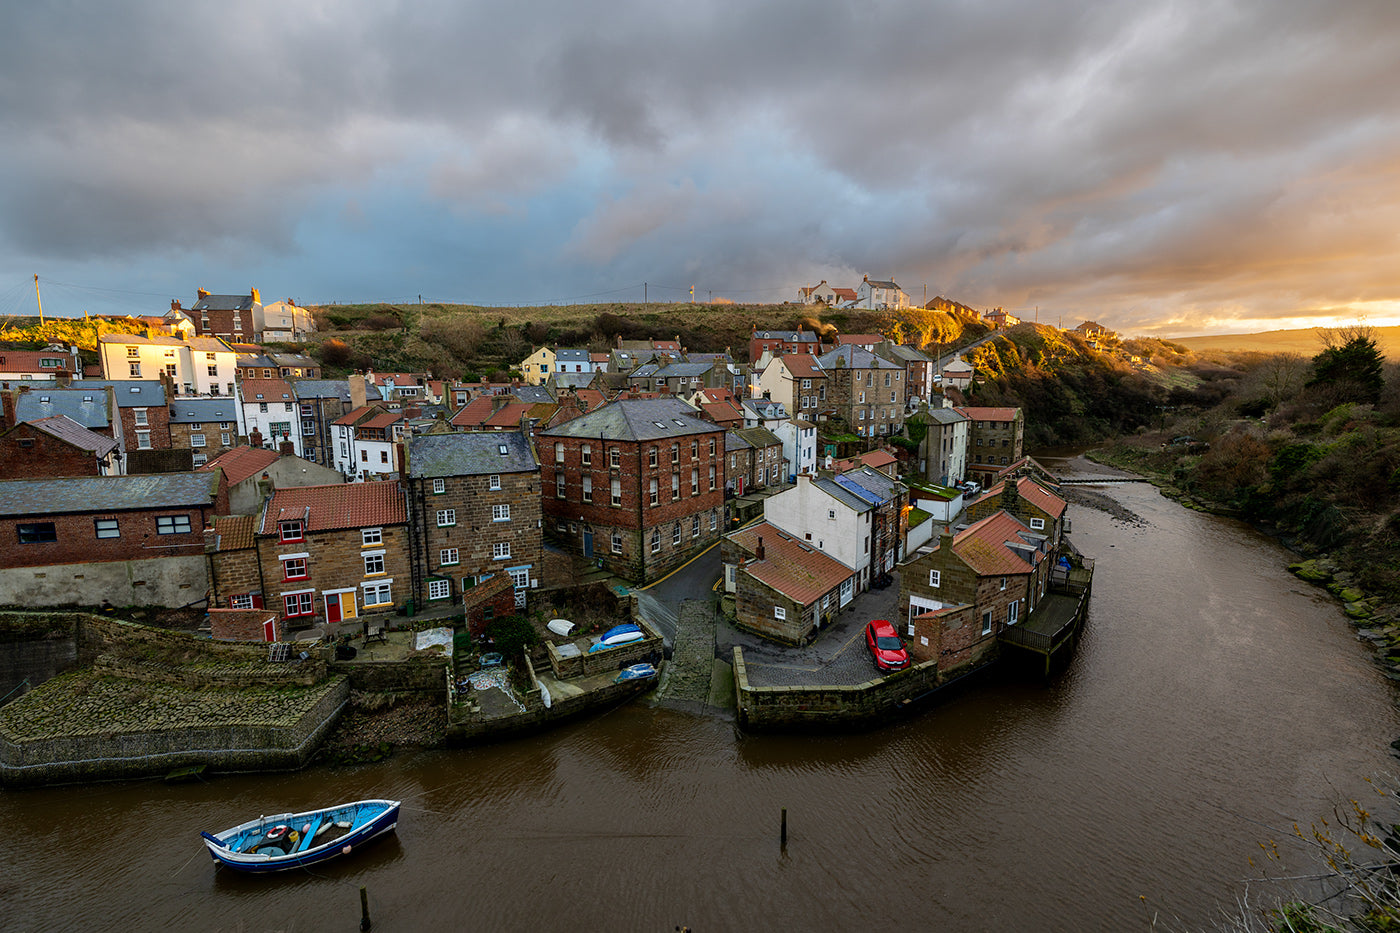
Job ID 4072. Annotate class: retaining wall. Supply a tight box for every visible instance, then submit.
[0,554,209,608]
[329,656,450,695]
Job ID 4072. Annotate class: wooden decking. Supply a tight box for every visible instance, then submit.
[998,561,1093,675]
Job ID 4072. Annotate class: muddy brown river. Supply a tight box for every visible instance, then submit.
[1,457,1396,931]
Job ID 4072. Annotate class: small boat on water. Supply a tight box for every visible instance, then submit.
[200,799,401,873]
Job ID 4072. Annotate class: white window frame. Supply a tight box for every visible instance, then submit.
[362,528,383,546]
[428,578,451,601]
[363,552,386,575]
[437,509,456,527]
[1029,517,1046,530]
[156,515,192,535]
[432,478,446,494]
[492,542,511,560]
[440,547,459,566]
[489,474,501,490]
[95,519,120,539]
[492,504,510,522]
[774,606,786,620]
[929,570,941,587]
[363,581,392,607]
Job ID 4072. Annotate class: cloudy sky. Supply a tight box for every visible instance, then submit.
[1,0,1398,337]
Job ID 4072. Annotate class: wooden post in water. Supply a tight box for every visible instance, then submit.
[781,808,787,849]
[360,886,371,931]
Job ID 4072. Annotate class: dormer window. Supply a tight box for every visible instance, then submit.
[279,520,304,542]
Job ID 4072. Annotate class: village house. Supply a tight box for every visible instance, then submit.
[200,445,343,514]
[832,465,908,579]
[2,385,125,455]
[773,417,818,481]
[815,344,906,438]
[252,482,410,630]
[754,353,826,425]
[538,398,726,584]
[294,379,376,467]
[71,379,173,456]
[168,397,240,468]
[940,355,974,390]
[519,347,557,385]
[404,431,543,616]
[898,511,1053,670]
[747,327,821,361]
[983,308,1021,329]
[332,406,408,481]
[763,473,878,592]
[238,378,301,457]
[98,334,238,397]
[0,346,83,380]
[957,406,1025,486]
[258,300,315,343]
[965,474,1069,549]
[0,471,225,607]
[721,520,857,645]
[183,288,262,343]
[798,280,838,305]
[921,405,969,487]
[725,426,785,495]
[874,341,936,404]
[854,275,910,310]
[0,415,121,478]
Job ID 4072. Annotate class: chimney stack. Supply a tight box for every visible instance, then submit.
[349,372,367,410]
[755,536,765,561]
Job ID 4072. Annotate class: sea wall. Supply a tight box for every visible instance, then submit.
[734,648,949,730]
[330,656,450,696]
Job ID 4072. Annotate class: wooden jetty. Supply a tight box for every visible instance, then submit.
[998,559,1094,677]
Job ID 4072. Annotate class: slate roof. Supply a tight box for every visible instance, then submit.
[942,357,974,373]
[200,446,281,485]
[293,379,379,402]
[539,398,716,442]
[816,345,903,370]
[28,415,119,456]
[811,476,873,513]
[653,362,712,379]
[210,513,257,551]
[0,472,218,517]
[725,431,752,452]
[512,385,555,404]
[408,431,537,478]
[864,278,901,291]
[741,398,787,419]
[950,511,1042,577]
[925,407,968,425]
[70,380,167,408]
[555,348,589,363]
[14,388,113,429]
[261,482,406,534]
[880,344,933,363]
[752,330,819,343]
[549,373,596,390]
[729,521,854,606]
[734,426,782,449]
[169,398,241,423]
[191,293,256,312]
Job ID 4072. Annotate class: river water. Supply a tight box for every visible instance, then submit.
[2,458,1397,932]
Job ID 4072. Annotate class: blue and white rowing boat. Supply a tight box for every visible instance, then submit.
[200,799,401,873]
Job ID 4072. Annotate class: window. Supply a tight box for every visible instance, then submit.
[126,346,139,358]
[801,378,811,389]
[282,557,308,580]
[555,442,565,463]
[929,569,941,587]
[207,365,218,377]
[671,443,679,463]
[611,531,623,553]
[555,474,566,498]
[611,478,621,507]
[364,553,385,575]
[650,529,661,553]
[709,437,716,456]
[362,528,383,546]
[17,522,57,543]
[492,504,510,522]
[259,402,269,413]
[691,439,698,458]
[710,509,717,531]
[221,433,231,446]
[691,468,699,495]
[284,592,314,617]
[128,362,141,378]
[190,433,206,448]
[229,594,255,610]
[279,520,304,542]
[428,579,451,600]
[133,409,148,426]
[649,478,658,506]
[301,420,315,436]
[982,610,993,635]
[136,431,151,450]
[774,606,786,620]
[489,474,501,490]
[671,472,680,500]
[157,515,192,535]
[94,519,120,539]
[708,466,716,491]
[649,447,658,467]
[581,444,592,466]
[609,448,620,468]
[191,453,208,467]
[1008,601,1019,626]
[492,542,511,560]
[1000,577,1007,590]
[363,582,392,607]
[206,352,217,361]
[432,478,446,494]
[1029,517,1045,530]
[437,509,456,527]
[582,476,593,503]
[691,515,700,538]
[672,522,681,545]
[380,451,389,464]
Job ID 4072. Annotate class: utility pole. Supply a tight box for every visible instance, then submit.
[33,274,45,326]
[644,282,648,304]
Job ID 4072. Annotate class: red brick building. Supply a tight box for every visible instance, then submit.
[539,399,725,584]
[404,431,543,614]
[0,416,121,479]
[956,406,1025,485]
[747,327,821,362]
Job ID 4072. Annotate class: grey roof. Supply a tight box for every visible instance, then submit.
[15,389,112,429]
[817,345,903,370]
[653,362,712,378]
[837,466,901,505]
[0,472,218,517]
[235,353,276,368]
[70,380,167,408]
[879,344,933,363]
[169,398,241,423]
[268,352,316,366]
[734,426,782,448]
[540,398,718,442]
[865,279,902,290]
[408,431,537,478]
[630,363,662,378]
[293,379,382,402]
[725,431,752,451]
[512,385,555,404]
[191,294,256,311]
[741,398,787,418]
[554,348,589,363]
[812,476,873,513]
[925,407,968,425]
[28,415,119,456]
[753,330,818,343]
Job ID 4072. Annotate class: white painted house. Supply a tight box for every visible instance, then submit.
[763,473,876,589]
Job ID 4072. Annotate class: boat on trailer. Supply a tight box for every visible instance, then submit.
[200,799,401,873]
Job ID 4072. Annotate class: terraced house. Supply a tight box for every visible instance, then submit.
[539,399,725,584]
[815,345,906,438]
[404,431,543,615]
[254,482,409,629]
[957,406,1025,486]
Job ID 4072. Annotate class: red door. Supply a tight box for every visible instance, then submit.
[325,595,341,624]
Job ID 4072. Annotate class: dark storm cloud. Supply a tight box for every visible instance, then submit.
[2,0,1399,329]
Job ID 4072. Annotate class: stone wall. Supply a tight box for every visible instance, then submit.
[0,553,209,609]
[446,669,653,744]
[545,615,663,679]
[74,614,269,664]
[734,647,952,730]
[329,656,449,695]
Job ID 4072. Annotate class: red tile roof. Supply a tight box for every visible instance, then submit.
[260,482,406,534]
[201,446,281,485]
[956,406,1020,422]
[832,287,857,301]
[780,354,823,377]
[0,351,75,374]
[730,521,854,605]
[240,378,295,401]
[835,334,884,346]
[950,511,1040,577]
[212,514,257,551]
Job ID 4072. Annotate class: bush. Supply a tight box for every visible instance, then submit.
[486,615,540,661]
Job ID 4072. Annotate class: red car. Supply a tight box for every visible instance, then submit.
[865,619,910,671]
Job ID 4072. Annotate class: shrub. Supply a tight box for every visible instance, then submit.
[486,615,540,661]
